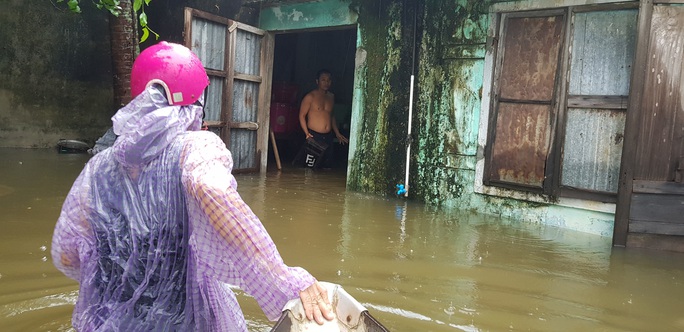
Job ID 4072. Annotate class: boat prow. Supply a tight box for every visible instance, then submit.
[271,282,389,332]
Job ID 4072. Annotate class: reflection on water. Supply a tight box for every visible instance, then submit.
[1,148,684,331]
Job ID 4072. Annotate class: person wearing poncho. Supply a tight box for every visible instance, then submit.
[51,41,333,331]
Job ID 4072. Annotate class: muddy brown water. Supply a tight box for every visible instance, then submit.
[1,148,684,331]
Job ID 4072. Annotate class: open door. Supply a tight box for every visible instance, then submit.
[184,8,274,173]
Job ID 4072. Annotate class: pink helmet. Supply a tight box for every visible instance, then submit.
[130,41,209,106]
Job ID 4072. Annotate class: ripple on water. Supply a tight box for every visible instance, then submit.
[0,185,15,197]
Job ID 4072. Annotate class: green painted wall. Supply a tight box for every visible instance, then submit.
[412,0,488,205]
[346,0,416,195]
[259,0,358,31]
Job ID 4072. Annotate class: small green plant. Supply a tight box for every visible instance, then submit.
[57,0,159,43]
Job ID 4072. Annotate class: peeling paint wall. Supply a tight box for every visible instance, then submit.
[259,0,358,31]
[412,0,488,204]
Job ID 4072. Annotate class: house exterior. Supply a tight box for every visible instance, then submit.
[252,0,684,251]
[2,0,682,250]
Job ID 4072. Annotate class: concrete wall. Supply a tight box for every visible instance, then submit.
[0,0,258,149]
[0,0,114,148]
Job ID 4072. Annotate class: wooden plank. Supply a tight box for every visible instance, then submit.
[205,69,228,78]
[235,21,267,36]
[572,2,639,12]
[627,233,684,252]
[270,130,282,171]
[613,0,653,247]
[203,120,226,127]
[183,8,192,47]
[549,10,574,197]
[629,193,684,222]
[258,31,275,173]
[229,122,259,130]
[629,220,684,235]
[677,157,684,183]
[567,95,628,109]
[186,8,231,25]
[633,180,684,194]
[224,19,237,148]
[233,72,262,83]
[634,5,684,181]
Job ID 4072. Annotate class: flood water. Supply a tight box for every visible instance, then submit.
[1,147,684,331]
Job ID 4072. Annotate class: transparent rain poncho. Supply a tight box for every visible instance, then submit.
[52,86,315,331]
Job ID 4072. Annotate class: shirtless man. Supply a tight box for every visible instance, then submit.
[297,69,348,168]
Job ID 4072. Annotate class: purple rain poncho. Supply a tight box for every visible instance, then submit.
[52,87,316,331]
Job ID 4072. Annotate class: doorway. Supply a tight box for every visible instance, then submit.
[267,27,357,172]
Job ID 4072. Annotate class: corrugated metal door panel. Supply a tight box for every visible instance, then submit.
[234,29,262,76]
[562,108,625,193]
[190,19,227,71]
[184,8,274,174]
[569,10,637,96]
[204,76,224,124]
[229,80,259,170]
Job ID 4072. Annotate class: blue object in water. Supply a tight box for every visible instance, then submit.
[396,184,407,196]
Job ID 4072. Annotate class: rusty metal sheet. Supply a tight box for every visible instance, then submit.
[562,108,626,193]
[499,15,564,101]
[190,18,227,71]
[234,29,262,76]
[569,10,637,96]
[489,102,551,187]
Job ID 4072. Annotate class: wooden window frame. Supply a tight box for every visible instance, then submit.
[482,3,638,203]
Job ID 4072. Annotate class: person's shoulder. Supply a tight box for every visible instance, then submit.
[180,131,232,164]
[182,131,224,150]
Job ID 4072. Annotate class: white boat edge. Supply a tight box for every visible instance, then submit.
[270,281,390,331]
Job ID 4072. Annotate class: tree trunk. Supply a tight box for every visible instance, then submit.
[108,0,139,110]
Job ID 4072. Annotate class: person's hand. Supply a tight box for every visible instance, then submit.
[305,132,313,140]
[336,133,349,145]
[299,282,335,324]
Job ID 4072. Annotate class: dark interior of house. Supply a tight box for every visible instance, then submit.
[268,28,357,171]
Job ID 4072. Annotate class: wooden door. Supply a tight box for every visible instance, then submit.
[615,2,684,251]
[184,8,274,173]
